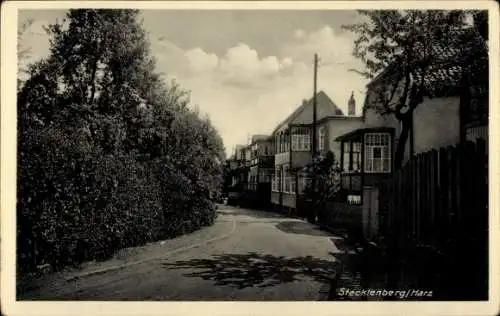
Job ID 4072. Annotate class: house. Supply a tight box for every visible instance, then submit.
[334,25,488,202]
[270,91,364,215]
[226,145,248,205]
[240,135,275,208]
[226,135,275,208]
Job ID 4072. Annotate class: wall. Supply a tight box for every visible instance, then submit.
[258,139,274,156]
[275,152,290,165]
[363,78,461,166]
[271,191,280,205]
[363,107,400,130]
[341,174,362,191]
[291,151,311,169]
[412,96,461,156]
[282,193,296,208]
[292,95,340,124]
[362,186,379,241]
[324,118,365,162]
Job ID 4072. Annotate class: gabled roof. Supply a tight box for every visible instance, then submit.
[272,91,344,135]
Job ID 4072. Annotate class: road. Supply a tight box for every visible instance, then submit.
[19,205,346,301]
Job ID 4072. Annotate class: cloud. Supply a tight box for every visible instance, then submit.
[293,29,306,39]
[284,25,359,66]
[217,43,294,87]
[149,25,370,155]
[184,47,219,73]
[18,16,369,157]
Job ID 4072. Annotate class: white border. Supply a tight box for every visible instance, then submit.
[2,1,499,316]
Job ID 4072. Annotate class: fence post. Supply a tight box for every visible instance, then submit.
[438,147,449,251]
[430,149,438,248]
[448,145,458,254]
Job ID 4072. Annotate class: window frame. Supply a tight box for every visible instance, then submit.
[291,127,311,152]
[318,126,325,150]
[364,133,392,173]
[342,141,362,173]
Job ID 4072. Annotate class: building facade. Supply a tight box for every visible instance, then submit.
[270,91,362,214]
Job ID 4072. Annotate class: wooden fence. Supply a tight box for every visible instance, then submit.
[375,139,488,298]
[378,139,488,255]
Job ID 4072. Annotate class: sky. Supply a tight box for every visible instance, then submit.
[18,9,370,156]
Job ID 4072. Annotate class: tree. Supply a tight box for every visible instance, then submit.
[18,18,34,89]
[302,151,341,222]
[342,10,487,169]
[17,9,226,274]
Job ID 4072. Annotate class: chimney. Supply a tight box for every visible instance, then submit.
[348,91,356,116]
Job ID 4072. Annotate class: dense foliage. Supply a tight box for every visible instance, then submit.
[342,10,488,169]
[17,9,225,274]
[302,151,341,222]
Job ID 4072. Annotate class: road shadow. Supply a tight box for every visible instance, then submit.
[275,221,333,237]
[218,209,288,219]
[162,252,337,289]
[329,237,355,253]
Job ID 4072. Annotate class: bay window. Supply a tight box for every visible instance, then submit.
[364,133,391,173]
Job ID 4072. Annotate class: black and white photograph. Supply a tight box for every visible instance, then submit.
[1,1,498,315]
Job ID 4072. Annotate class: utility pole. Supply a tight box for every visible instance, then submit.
[311,53,318,223]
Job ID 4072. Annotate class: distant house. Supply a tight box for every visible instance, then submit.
[246,135,275,189]
[226,145,247,205]
[226,135,275,208]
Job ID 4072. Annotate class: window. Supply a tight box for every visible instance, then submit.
[290,177,296,194]
[272,169,280,192]
[292,135,299,151]
[282,165,294,193]
[291,127,311,152]
[347,195,362,205]
[278,132,291,153]
[352,142,361,172]
[318,127,325,150]
[365,133,391,173]
[271,176,277,191]
[343,142,351,172]
[342,141,362,173]
[284,136,290,152]
[282,166,289,192]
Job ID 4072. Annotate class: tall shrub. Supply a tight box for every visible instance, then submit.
[17,9,225,275]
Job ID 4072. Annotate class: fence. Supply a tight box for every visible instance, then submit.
[376,139,488,298]
[378,139,488,254]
